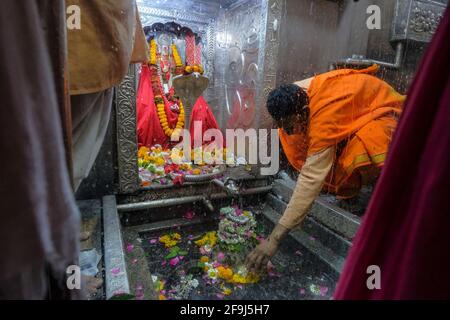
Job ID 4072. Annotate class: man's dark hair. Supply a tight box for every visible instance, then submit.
[266,84,309,122]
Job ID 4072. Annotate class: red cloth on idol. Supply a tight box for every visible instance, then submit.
[334,7,450,299]
[190,96,223,147]
[136,65,178,149]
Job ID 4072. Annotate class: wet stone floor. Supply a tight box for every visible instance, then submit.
[140,217,336,300]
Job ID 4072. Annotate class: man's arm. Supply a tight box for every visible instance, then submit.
[278,146,335,231]
[246,146,335,272]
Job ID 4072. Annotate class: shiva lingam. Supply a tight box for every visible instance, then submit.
[172,73,209,130]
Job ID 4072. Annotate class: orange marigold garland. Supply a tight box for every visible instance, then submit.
[171,44,183,68]
[149,39,157,65]
[149,39,186,136]
[155,95,185,137]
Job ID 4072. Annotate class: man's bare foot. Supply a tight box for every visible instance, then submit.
[82,275,103,298]
[80,231,91,241]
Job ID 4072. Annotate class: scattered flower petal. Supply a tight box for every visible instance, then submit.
[300,288,306,295]
[149,239,158,244]
[217,252,225,262]
[111,268,121,275]
[126,244,134,253]
[184,211,195,220]
[295,250,303,256]
[320,286,329,296]
[169,257,180,266]
[173,175,184,185]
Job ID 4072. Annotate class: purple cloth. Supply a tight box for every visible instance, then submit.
[334,6,450,299]
[0,1,80,298]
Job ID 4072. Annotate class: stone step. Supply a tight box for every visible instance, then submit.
[266,194,352,257]
[272,179,361,240]
[102,195,130,299]
[126,216,215,234]
[261,205,344,277]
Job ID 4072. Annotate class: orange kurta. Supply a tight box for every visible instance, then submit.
[280,65,405,198]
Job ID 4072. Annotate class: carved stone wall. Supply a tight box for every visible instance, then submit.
[256,0,284,132]
[116,65,139,194]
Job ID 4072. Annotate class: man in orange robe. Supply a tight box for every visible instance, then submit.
[246,65,405,271]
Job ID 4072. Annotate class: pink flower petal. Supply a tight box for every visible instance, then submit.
[126,244,134,253]
[169,257,180,266]
[132,259,138,264]
[217,252,225,262]
[161,260,167,266]
[111,268,121,275]
[300,288,306,295]
[216,293,225,299]
[183,211,195,220]
[319,286,329,296]
[295,250,303,256]
[149,239,158,244]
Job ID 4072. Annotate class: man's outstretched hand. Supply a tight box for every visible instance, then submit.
[245,223,289,273]
[245,238,279,273]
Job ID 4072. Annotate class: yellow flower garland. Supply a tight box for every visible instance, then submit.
[155,95,185,137]
[149,39,157,65]
[171,44,183,67]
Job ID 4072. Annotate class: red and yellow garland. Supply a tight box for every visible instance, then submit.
[149,39,186,137]
[156,95,185,137]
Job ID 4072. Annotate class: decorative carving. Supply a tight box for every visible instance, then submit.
[138,3,215,90]
[206,21,216,83]
[410,5,443,34]
[257,0,284,113]
[253,0,284,168]
[139,7,210,25]
[115,65,139,194]
[391,0,446,44]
